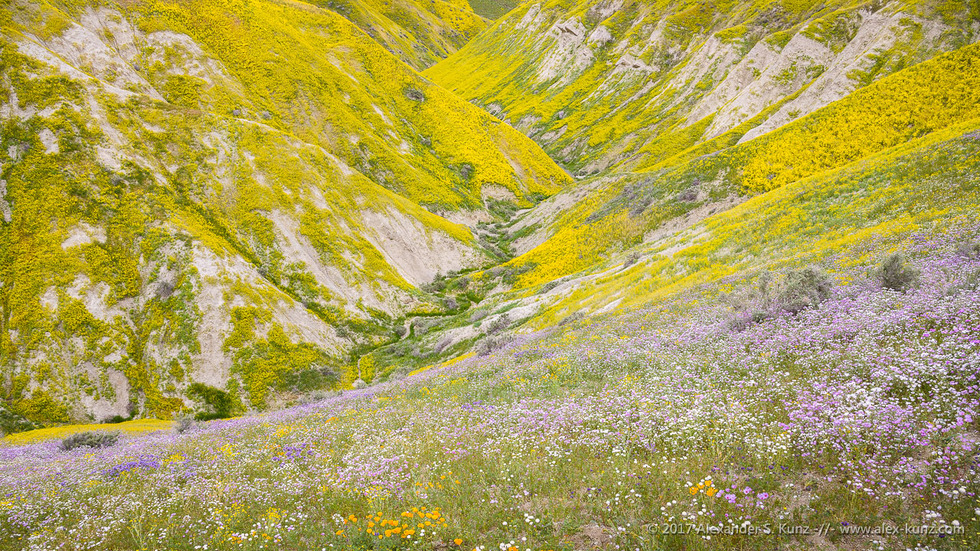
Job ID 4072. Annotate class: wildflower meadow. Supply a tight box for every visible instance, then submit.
[2,226,979,551]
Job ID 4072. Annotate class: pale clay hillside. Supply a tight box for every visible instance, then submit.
[417,0,980,337]
[0,0,567,423]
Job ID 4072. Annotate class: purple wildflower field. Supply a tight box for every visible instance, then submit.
[1,226,979,551]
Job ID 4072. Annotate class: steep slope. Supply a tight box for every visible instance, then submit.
[361,118,980,380]
[0,0,570,426]
[500,42,980,291]
[303,0,488,69]
[530,120,980,326]
[428,0,980,175]
[353,37,980,381]
[4,230,980,549]
[467,0,521,20]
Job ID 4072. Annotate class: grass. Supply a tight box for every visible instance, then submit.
[1,227,978,550]
[467,0,520,19]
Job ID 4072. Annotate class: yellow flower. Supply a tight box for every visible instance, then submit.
[689,486,699,495]
[454,538,463,546]
[705,487,717,497]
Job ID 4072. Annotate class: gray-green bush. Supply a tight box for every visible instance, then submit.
[60,431,119,452]
[877,254,920,291]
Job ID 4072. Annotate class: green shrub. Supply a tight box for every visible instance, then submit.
[12,390,70,425]
[0,406,36,436]
[187,383,239,421]
[877,254,920,292]
[559,312,585,326]
[433,337,453,354]
[174,413,195,434]
[540,279,561,293]
[60,431,119,451]
[474,336,502,357]
[279,366,338,393]
[485,314,511,335]
[501,263,536,286]
[776,266,834,314]
[956,241,980,259]
[730,267,833,331]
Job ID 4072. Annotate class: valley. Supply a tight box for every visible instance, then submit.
[1,1,980,550]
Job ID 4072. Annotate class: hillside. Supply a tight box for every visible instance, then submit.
[496,42,980,295]
[1,0,977,431]
[3,0,980,549]
[299,0,489,69]
[467,0,521,20]
[3,225,980,550]
[350,15,980,381]
[0,0,569,425]
[428,0,980,175]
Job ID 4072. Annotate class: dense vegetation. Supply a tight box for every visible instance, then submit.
[2,227,979,549]
[466,0,520,20]
[425,1,980,319]
[2,0,980,548]
[429,0,979,175]
[0,0,568,426]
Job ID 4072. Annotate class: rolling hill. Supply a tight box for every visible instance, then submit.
[3,0,980,550]
[0,0,569,424]
[428,0,980,175]
[408,0,980,328]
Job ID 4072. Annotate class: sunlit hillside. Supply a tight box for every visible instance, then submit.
[467,0,521,20]
[490,44,980,296]
[2,1,980,549]
[302,0,489,69]
[0,0,568,424]
[3,224,980,550]
[428,0,979,175]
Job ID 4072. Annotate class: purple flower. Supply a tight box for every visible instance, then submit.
[104,456,160,477]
